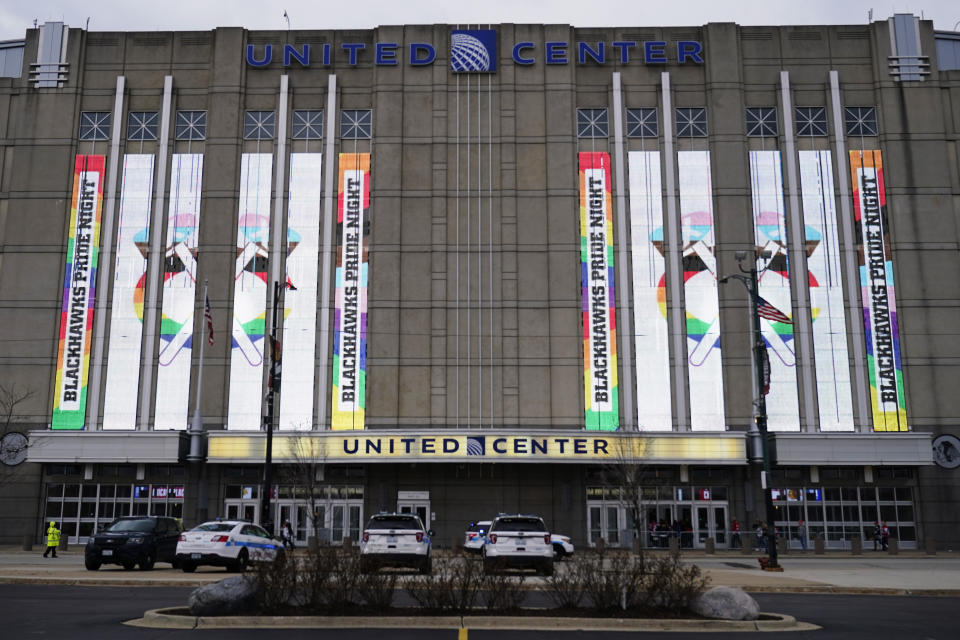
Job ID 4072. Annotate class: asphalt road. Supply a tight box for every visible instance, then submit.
[0,584,956,639]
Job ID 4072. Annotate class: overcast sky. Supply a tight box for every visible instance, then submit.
[2,0,959,39]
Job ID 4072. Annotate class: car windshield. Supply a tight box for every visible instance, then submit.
[193,523,235,532]
[491,518,546,532]
[367,516,421,530]
[103,519,155,533]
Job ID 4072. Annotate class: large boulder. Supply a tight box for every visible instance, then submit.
[188,576,259,616]
[690,586,760,620]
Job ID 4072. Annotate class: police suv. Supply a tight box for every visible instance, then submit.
[359,512,433,574]
[481,514,554,576]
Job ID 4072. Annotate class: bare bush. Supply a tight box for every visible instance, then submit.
[543,558,588,609]
[479,560,527,611]
[356,566,398,612]
[252,550,299,614]
[405,556,456,611]
[643,551,709,613]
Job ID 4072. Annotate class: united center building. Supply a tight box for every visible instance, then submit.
[1,15,958,550]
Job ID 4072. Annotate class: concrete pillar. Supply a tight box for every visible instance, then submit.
[668,537,678,553]
[58,537,68,551]
[818,536,829,555]
[705,538,715,554]
[925,539,936,555]
[777,538,788,555]
[21,535,32,551]
[888,538,898,555]
[742,533,754,554]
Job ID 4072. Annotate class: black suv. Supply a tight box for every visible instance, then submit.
[84,516,182,571]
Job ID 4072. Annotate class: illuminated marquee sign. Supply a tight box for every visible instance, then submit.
[207,432,746,464]
[52,155,106,430]
[245,31,703,69]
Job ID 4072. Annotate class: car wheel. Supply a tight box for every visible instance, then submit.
[419,555,432,575]
[139,550,156,571]
[538,560,554,577]
[181,562,196,573]
[121,560,136,571]
[84,558,101,571]
[553,543,566,560]
[230,549,249,573]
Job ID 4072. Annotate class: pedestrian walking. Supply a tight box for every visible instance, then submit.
[797,519,808,552]
[754,521,765,551]
[42,521,60,558]
[881,521,890,551]
[281,520,295,551]
[731,518,742,549]
[872,521,881,551]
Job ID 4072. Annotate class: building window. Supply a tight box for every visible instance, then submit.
[79,112,111,141]
[675,107,707,137]
[244,110,276,140]
[292,109,323,140]
[577,108,608,138]
[626,107,658,138]
[175,111,207,141]
[795,107,828,137]
[340,109,372,139]
[127,111,159,141]
[844,107,878,137]
[745,107,777,137]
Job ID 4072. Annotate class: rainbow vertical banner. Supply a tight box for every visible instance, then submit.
[850,150,908,431]
[332,153,370,431]
[52,155,107,429]
[579,152,619,431]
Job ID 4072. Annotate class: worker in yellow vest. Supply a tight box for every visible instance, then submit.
[42,521,60,558]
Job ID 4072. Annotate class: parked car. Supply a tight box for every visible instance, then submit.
[551,533,575,559]
[360,512,433,574]
[464,520,492,553]
[84,516,182,571]
[175,520,284,573]
[482,514,553,576]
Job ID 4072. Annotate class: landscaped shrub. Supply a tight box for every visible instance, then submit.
[479,561,527,611]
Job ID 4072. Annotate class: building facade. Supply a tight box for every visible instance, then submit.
[1,16,959,550]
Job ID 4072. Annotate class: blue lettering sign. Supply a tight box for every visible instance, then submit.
[612,41,636,63]
[421,438,436,453]
[365,439,381,454]
[677,40,704,63]
[644,41,667,64]
[545,41,567,64]
[443,438,459,453]
[492,438,508,454]
[342,42,366,65]
[283,44,309,67]
[376,42,398,65]
[246,44,272,67]
[512,42,535,65]
[344,439,358,454]
[409,43,436,65]
[578,42,605,64]
[322,43,331,65]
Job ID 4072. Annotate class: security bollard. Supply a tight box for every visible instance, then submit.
[850,537,860,555]
[817,536,828,555]
[777,537,788,555]
[705,538,715,554]
[888,538,898,555]
[22,535,32,551]
[58,537,68,551]
[742,533,754,555]
[668,536,678,553]
[925,539,936,555]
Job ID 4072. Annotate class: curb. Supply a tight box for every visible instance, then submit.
[127,608,820,632]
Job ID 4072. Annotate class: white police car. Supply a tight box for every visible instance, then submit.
[482,514,553,576]
[175,520,284,573]
[551,534,575,559]
[360,513,433,574]
[464,520,492,554]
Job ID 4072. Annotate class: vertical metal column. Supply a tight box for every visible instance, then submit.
[830,70,871,432]
[660,72,691,431]
[780,71,818,432]
[138,75,174,431]
[86,75,125,430]
[611,72,635,430]
[316,74,338,430]
[269,75,289,293]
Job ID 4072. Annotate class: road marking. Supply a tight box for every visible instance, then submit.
[458,628,468,640]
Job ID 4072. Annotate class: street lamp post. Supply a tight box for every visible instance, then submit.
[721,250,779,570]
[261,281,281,537]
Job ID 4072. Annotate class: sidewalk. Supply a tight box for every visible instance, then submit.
[1,546,958,594]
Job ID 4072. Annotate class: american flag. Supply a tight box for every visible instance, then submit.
[204,293,214,345]
[756,296,792,324]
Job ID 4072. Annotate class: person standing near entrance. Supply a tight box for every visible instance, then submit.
[42,521,60,558]
[731,519,742,549]
[281,520,295,551]
[797,520,808,551]
[881,521,890,551]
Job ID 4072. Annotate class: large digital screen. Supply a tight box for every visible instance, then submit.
[102,154,154,430]
[677,151,724,430]
[628,151,671,430]
[748,150,799,431]
[52,155,106,430]
[578,152,618,431]
[850,150,908,431]
[279,153,322,430]
[799,150,854,431]
[331,153,370,431]
[154,154,204,430]
[227,153,273,430]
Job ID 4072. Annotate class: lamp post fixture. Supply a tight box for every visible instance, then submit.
[720,250,779,570]
[261,281,282,537]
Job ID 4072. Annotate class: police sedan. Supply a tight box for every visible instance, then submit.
[175,520,284,572]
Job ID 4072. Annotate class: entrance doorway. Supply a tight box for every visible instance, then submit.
[224,500,258,524]
[695,504,728,547]
[397,491,431,530]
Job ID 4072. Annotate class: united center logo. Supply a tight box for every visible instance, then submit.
[450,30,497,73]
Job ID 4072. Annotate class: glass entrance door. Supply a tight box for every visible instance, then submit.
[587,503,624,547]
[695,505,727,548]
[397,491,431,531]
[225,500,259,524]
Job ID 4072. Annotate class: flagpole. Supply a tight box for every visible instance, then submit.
[187,280,209,462]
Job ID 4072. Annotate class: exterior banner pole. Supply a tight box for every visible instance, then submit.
[187,280,209,462]
[261,281,281,535]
